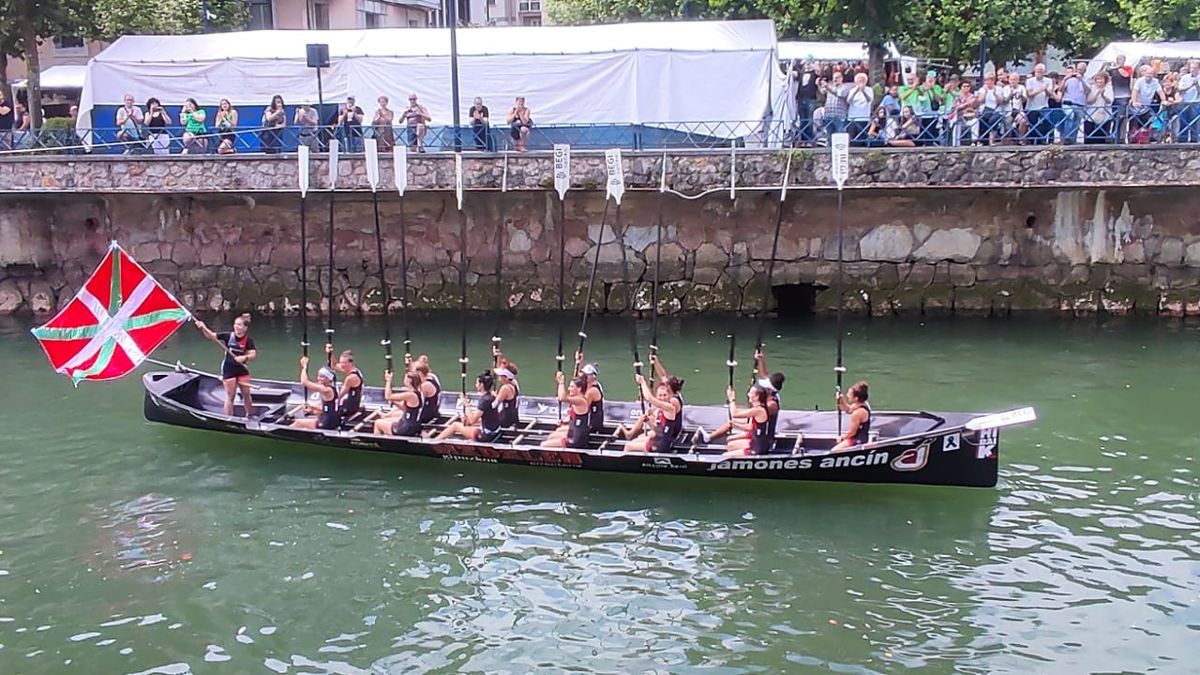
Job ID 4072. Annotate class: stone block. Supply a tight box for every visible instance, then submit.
[913,228,982,263]
[1159,237,1185,265]
[859,224,914,262]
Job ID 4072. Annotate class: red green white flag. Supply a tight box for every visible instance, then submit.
[31,242,190,385]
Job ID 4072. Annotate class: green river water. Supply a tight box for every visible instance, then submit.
[0,313,1196,674]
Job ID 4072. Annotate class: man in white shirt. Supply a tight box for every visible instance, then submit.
[1024,64,1052,145]
[1004,72,1026,142]
[1179,60,1200,143]
[115,93,145,154]
[845,72,874,145]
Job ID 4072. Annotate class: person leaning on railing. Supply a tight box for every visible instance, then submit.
[11,101,30,150]
[180,98,208,154]
[145,98,172,155]
[1085,71,1115,144]
[0,90,12,151]
[261,94,287,154]
[215,99,238,155]
[115,93,145,154]
[1129,65,1164,143]
[294,101,319,152]
[1180,60,1200,143]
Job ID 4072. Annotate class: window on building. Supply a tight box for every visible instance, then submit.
[313,2,330,29]
[358,0,386,28]
[53,36,85,50]
[409,19,421,27]
[517,0,540,11]
[247,0,274,30]
[522,15,541,25]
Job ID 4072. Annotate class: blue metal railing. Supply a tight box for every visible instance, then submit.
[1,104,1198,156]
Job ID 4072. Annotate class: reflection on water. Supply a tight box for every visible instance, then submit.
[0,315,1197,672]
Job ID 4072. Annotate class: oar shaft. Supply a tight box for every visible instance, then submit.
[398,198,411,360]
[836,188,845,435]
[458,208,469,400]
[557,197,566,375]
[371,190,393,373]
[300,195,309,357]
[326,191,336,366]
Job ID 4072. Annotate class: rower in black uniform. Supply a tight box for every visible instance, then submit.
[722,383,775,456]
[434,371,503,443]
[412,357,442,423]
[623,373,685,453]
[575,351,606,433]
[542,373,591,449]
[374,370,424,437]
[693,348,785,444]
[194,314,257,417]
[832,380,872,452]
[293,357,339,430]
[491,347,520,430]
[334,349,364,426]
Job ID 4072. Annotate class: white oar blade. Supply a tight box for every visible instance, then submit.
[553,144,570,201]
[297,145,310,197]
[965,407,1037,431]
[604,148,625,205]
[364,138,380,191]
[393,145,408,196]
[830,132,849,190]
[327,138,340,189]
[454,153,464,211]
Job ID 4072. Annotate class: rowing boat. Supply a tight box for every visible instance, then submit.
[143,365,1033,487]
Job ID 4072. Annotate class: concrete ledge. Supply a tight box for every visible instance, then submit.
[2,145,1200,194]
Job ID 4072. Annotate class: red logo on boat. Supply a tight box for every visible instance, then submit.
[890,444,930,472]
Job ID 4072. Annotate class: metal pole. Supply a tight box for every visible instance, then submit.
[447,0,463,152]
[316,67,325,148]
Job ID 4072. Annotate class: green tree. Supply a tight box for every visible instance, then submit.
[1119,0,1200,39]
[87,0,248,39]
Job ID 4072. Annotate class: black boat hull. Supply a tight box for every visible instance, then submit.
[142,369,1014,487]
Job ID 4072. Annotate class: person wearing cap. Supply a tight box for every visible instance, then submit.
[721,383,774,456]
[433,371,503,443]
[575,350,606,432]
[492,347,521,429]
[541,372,592,449]
[694,349,784,445]
[292,356,340,430]
[373,369,424,437]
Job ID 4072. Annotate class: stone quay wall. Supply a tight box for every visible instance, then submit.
[1,146,1199,317]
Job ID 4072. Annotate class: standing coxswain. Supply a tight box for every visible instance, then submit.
[194,314,256,417]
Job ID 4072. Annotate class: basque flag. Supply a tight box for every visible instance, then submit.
[31,242,190,385]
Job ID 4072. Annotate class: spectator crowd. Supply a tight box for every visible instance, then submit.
[791,57,1200,147]
[0,91,539,155]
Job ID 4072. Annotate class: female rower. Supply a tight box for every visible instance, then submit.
[292,357,339,430]
[334,350,365,425]
[695,349,785,444]
[433,371,503,443]
[623,374,685,453]
[411,358,443,424]
[831,380,872,452]
[373,370,424,437]
[574,350,605,432]
[194,314,256,417]
[541,372,591,449]
[491,348,521,429]
[722,384,775,456]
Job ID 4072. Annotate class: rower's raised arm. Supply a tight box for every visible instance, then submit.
[650,352,669,383]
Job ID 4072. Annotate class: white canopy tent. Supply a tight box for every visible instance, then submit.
[78,20,790,141]
[1085,41,1200,79]
[13,65,87,90]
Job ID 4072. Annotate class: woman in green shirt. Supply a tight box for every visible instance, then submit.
[181,98,208,154]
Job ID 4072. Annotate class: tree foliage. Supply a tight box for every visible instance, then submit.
[546,0,1200,69]
[85,0,249,40]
